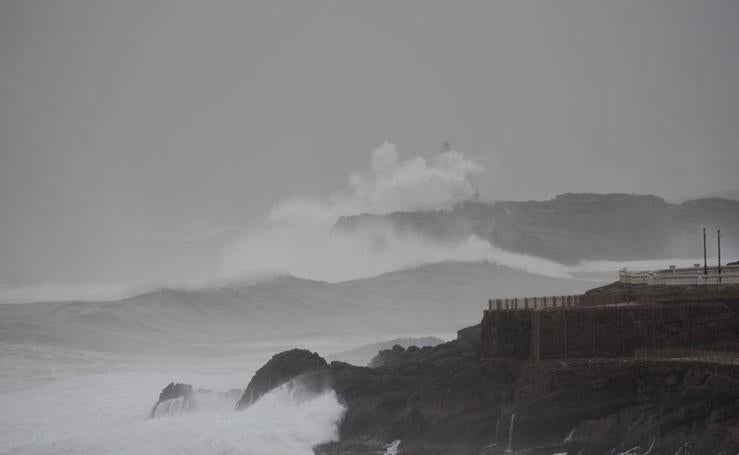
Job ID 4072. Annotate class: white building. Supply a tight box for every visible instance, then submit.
[619,264,739,285]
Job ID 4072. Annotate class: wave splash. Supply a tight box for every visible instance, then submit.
[133,385,344,455]
[220,142,489,283]
[4,376,345,455]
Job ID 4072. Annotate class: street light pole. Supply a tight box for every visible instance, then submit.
[703,227,708,276]
[718,229,722,284]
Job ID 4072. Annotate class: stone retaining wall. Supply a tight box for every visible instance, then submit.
[482,301,737,360]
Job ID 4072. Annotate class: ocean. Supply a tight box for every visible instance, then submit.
[0,260,637,454]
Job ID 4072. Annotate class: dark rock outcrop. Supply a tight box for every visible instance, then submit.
[368,344,435,368]
[234,333,739,454]
[327,337,444,366]
[150,383,242,418]
[235,348,328,410]
[158,382,193,402]
[149,382,195,418]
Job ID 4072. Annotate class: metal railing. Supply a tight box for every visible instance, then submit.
[486,294,627,312]
[633,348,739,365]
[619,264,739,285]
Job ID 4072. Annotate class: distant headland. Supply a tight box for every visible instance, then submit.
[336,193,739,265]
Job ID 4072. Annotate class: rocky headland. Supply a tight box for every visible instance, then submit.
[152,283,739,454]
[153,337,739,453]
[335,194,739,264]
[225,338,739,454]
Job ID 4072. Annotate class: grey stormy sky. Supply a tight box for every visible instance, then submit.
[1,0,738,285]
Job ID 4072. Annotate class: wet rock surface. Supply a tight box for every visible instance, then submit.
[150,382,195,418]
[329,337,444,367]
[236,336,739,454]
[158,382,193,402]
[150,383,242,418]
[368,343,434,368]
[235,348,328,410]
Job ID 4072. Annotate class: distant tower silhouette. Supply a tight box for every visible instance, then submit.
[442,141,452,153]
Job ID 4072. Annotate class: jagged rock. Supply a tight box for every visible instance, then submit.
[215,333,739,454]
[327,337,444,366]
[215,294,739,454]
[235,348,328,410]
[149,384,247,419]
[234,334,739,454]
[149,382,195,418]
[369,344,408,368]
[158,382,193,402]
[330,349,739,453]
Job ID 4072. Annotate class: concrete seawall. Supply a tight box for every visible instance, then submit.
[482,301,737,360]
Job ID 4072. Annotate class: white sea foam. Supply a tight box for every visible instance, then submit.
[0,350,344,455]
[385,439,401,454]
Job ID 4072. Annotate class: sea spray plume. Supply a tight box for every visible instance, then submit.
[150,382,194,418]
[236,349,329,410]
[9,374,345,455]
[267,142,483,223]
[344,142,483,214]
[220,143,490,282]
[220,143,583,281]
[384,440,401,454]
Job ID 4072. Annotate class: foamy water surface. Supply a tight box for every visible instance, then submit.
[0,338,364,455]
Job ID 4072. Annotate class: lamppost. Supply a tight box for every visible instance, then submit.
[703,227,708,276]
[718,229,722,284]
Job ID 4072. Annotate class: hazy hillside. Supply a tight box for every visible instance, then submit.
[335,193,739,264]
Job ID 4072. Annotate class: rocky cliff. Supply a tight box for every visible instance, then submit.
[235,349,328,410]
[229,336,739,454]
[151,281,739,453]
[335,194,739,264]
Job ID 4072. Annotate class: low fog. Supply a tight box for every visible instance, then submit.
[2,1,739,288]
